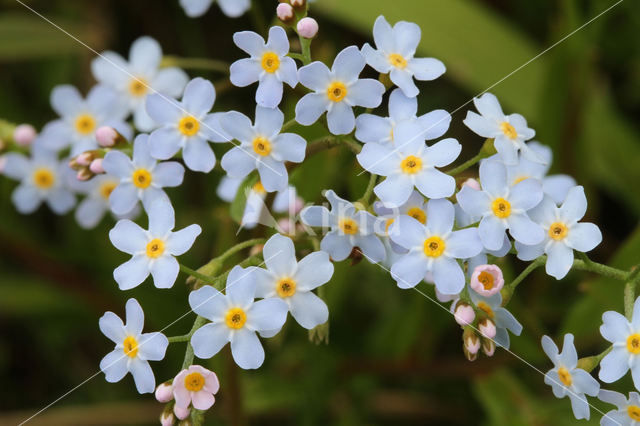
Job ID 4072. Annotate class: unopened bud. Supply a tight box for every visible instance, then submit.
[76,152,94,166]
[13,124,37,146]
[277,218,295,234]
[160,411,174,426]
[454,303,475,326]
[76,168,93,181]
[155,382,174,403]
[482,339,496,357]
[478,319,496,339]
[462,178,481,191]
[89,158,105,174]
[297,17,318,39]
[463,328,480,355]
[249,243,264,256]
[276,3,295,23]
[309,321,329,344]
[95,126,118,147]
[463,344,478,361]
[173,405,190,421]
[290,0,306,9]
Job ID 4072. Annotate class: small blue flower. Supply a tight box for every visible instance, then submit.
[180,0,250,18]
[470,291,522,349]
[599,389,640,426]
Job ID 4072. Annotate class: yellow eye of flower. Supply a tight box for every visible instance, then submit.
[548,222,568,241]
[252,181,265,194]
[500,122,518,140]
[225,308,247,330]
[252,137,272,156]
[146,239,165,258]
[476,302,495,319]
[75,114,97,135]
[327,82,347,102]
[627,334,640,354]
[557,367,573,387]
[423,236,445,257]
[128,77,148,97]
[99,181,117,199]
[385,218,395,234]
[628,405,640,421]
[261,52,280,73]
[339,218,358,235]
[276,277,297,298]
[33,168,55,189]
[178,116,200,136]
[513,176,529,185]
[184,372,205,392]
[122,336,139,358]
[388,53,407,69]
[132,169,152,189]
[400,155,422,174]
[406,207,426,224]
[478,271,495,290]
[491,197,511,218]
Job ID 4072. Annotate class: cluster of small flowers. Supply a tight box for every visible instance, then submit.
[0,2,629,424]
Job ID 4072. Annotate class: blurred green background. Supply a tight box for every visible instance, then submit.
[1,0,639,424]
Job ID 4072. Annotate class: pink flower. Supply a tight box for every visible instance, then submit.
[155,382,174,403]
[173,405,190,421]
[13,124,37,146]
[297,17,318,38]
[470,264,504,296]
[276,3,294,23]
[454,303,475,326]
[89,158,105,174]
[173,365,220,411]
[462,178,480,191]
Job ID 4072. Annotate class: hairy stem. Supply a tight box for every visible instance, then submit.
[180,263,217,286]
[447,152,486,176]
[357,173,377,206]
[181,315,208,370]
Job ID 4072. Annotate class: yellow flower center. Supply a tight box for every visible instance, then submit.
[500,122,518,140]
[385,218,395,234]
[513,176,529,185]
[491,198,511,219]
[477,271,495,290]
[184,372,205,392]
[75,114,97,135]
[627,334,640,354]
[477,302,495,319]
[548,222,568,241]
[628,405,640,421]
[122,336,139,358]
[146,238,165,258]
[557,367,573,387]
[99,181,117,199]
[276,277,297,298]
[338,218,358,235]
[400,155,422,174]
[252,181,266,194]
[132,169,152,189]
[33,168,55,189]
[261,52,280,73]
[388,53,407,69]
[178,116,200,136]
[128,77,148,97]
[252,137,272,156]
[407,207,426,224]
[389,128,394,142]
[225,307,247,330]
[423,236,445,257]
[327,82,347,102]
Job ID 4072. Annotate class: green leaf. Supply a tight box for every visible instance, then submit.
[229,172,258,223]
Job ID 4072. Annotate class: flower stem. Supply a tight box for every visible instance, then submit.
[357,173,377,207]
[161,56,229,73]
[624,273,640,320]
[572,257,629,281]
[299,36,312,65]
[180,263,217,286]
[217,238,266,264]
[181,315,208,370]
[447,152,485,176]
[282,118,297,132]
[577,346,612,373]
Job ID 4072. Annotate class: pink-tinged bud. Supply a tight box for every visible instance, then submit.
[250,244,264,256]
[95,126,118,147]
[482,339,496,357]
[89,158,105,174]
[76,168,92,181]
[464,332,481,355]
[290,0,306,9]
[454,303,475,326]
[297,17,318,39]
[277,218,294,234]
[155,382,174,403]
[291,196,304,215]
[470,264,504,296]
[13,124,37,146]
[478,319,496,339]
[173,405,190,421]
[462,178,481,191]
[160,411,174,426]
[76,152,93,166]
[276,3,295,23]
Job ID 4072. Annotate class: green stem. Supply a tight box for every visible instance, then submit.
[161,56,229,73]
[180,264,217,286]
[357,173,377,206]
[167,334,191,343]
[447,152,485,176]
[282,118,297,132]
[501,257,546,306]
[288,52,306,62]
[299,36,312,65]
[181,316,208,370]
[217,238,266,264]
[577,346,612,372]
[572,259,629,281]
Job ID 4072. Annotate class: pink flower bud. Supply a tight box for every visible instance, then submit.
[470,264,504,296]
[462,178,481,191]
[482,339,496,357]
[173,405,190,421]
[454,304,475,326]
[478,319,496,339]
[277,218,294,234]
[291,196,304,215]
[95,126,118,147]
[13,124,37,146]
[76,169,91,181]
[276,3,294,22]
[89,158,105,174]
[297,17,318,39]
[160,411,174,426]
[155,382,174,403]
[464,334,481,355]
[76,152,93,166]
[290,0,306,9]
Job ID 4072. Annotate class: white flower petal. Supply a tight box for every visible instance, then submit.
[100,350,128,383]
[46,188,76,215]
[390,68,418,98]
[478,215,507,251]
[272,133,306,163]
[356,142,396,176]
[295,93,328,126]
[130,36,162,74]
[220,111,254,143]
[289,291,329,329]
[129,357,156,394]
[230,328,264,369]
[389,215,426,249]
[257,157,288,192]
[509,178,543,211]
[99,311,126,344]
[183,136,216,173]
[191,323,230,359]
[125,298,145,335]
[146,93,183,125]
[254,106,284,138]
[109,183,139,215]
[479,160,507,196]
[346,79,385,108]
[230,58,261,87]
[355,114,391,144]
[352,234,386,263]
[114,255,150,290]
[418,110,451,140]
[415,168,455,199]
[152,67,189,97]
[233,30,265,57]
[278,56,298,87]
[266,25,290,57]
[408,57,446,81]
[246,298,288,331]
[361,43,391,73]
[432,257,465,295]
[298,61,332,91]
[137,332,168,361]
[327,101,355,135]
[263,234,296,276]
[446,228,482,259]
[152,161,185,187]
[102,150,134,178]
[256,74,283,109]
[50,84,83,117]
[189,286,228,321]
[462,111,498,138]
[300,205,331,227]
[332,46,365,83]
[225,266,256,308]
[559,185,587,222]
[166,224,201,256]
[217,0,250,17]
[221,147,256,179]
[320,231,353,261]
[183,77,215,116]
[109,219,147,253]
[599,347,629,383]
[372,15,394,52]
[150,256,179,288]
[393,21,421,57]
[294,251,334,291]
[566,222,601,253]
[149,127,183,161]
[473,93,504,120]
[148,198,175,236]
[508,213,544,246]
[600,311,629,343]
[541,335,559,363]
[456,185,490,217]
[390,250,428,289]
